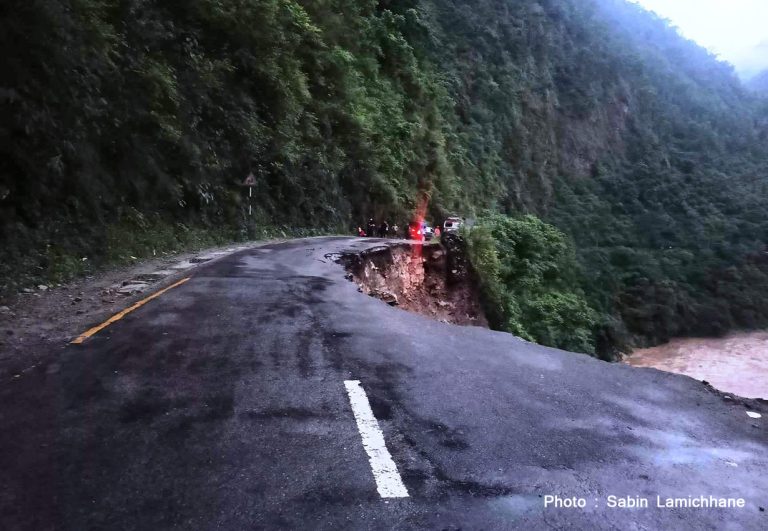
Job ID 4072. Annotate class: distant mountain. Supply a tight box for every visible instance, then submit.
[747,70,768,93]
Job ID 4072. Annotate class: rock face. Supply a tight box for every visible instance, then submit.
[369,289,398,306]
[342,242,487,327]
[441,233,470,285]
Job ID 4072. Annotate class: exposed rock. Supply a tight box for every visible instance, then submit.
[370,289,398,306]
[117,283,149,296]
[133,272,169,282]
[343,243,487,327]
[121,279,148,287]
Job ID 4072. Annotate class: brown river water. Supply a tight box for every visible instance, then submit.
[627,331,768,399]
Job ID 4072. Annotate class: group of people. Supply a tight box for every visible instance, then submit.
[357,219,399,238]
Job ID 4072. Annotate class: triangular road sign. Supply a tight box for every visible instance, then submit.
[242,172,256,186]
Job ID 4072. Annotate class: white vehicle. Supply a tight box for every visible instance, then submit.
[443,216,463,233]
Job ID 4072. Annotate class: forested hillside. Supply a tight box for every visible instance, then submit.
[748,70,768,94]
[2,0,768,357]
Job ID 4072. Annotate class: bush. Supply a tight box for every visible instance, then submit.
[466,213,597,354]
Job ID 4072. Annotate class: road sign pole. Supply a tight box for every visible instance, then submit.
[242,172,257,218]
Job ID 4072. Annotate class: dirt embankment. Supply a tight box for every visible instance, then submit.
[342,238,487,327]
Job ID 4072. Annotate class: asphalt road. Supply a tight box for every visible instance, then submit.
[1,237,766,530]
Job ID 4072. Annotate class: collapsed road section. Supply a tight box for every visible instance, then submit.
[340,236,487,328]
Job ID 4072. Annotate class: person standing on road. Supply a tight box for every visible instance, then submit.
[378,221,389,238]
[367,218,377,237]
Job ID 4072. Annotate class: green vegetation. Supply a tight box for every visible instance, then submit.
[747,70,768,94]
[3,0,768,357]
[466,214,597,355]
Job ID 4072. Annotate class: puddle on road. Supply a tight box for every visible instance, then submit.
[626,331,768,399]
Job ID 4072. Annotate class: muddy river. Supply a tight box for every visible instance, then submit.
[627,332,768,399]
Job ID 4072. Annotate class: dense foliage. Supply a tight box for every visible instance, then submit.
[466,214,597,355]
[3,0,768,356]
[747,70,768,94]
[1,0,464,288]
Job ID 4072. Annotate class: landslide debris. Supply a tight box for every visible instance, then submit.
[343,236,487,327]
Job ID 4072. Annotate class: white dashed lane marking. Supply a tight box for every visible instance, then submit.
[344,380,409,498]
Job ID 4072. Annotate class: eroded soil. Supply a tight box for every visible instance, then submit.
[343,242,487,328]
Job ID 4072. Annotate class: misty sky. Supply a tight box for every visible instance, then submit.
[631,0,768,79]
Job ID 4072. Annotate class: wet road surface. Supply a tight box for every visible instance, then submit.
[1,237,766,529]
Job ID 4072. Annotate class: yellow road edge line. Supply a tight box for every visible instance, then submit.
[70,277,191,344]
